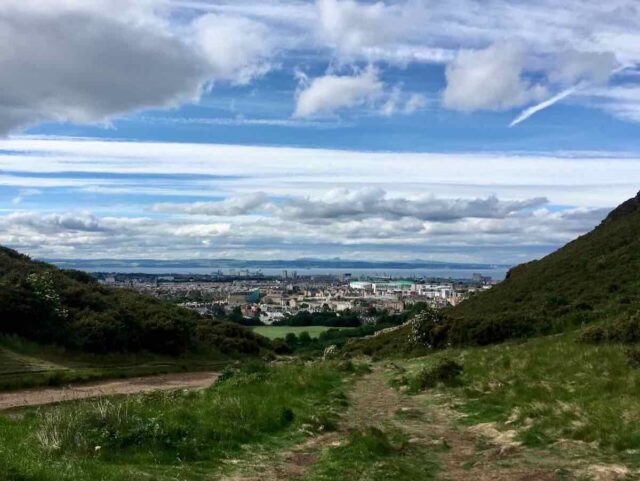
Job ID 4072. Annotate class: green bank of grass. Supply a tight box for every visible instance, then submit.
[301,427,439,481]
[0,335,232,391]
[252,325,353,339]
[398,333,640,463]
[0,361,349,481]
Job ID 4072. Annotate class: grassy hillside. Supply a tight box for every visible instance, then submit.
[393,332,640,464]
[444,191,640,345]
[0,246,270,357]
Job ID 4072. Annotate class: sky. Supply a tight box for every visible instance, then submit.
[1,0,640,265]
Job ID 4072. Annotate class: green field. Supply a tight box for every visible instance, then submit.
[252,325,352,339]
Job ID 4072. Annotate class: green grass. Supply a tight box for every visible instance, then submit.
[399,333,640,463]
[0,336,232,391]
[0,361,349,481]
[251,326,353,339]
[300,426,439,481]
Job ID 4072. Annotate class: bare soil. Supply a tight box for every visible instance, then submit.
[0,371,219,410]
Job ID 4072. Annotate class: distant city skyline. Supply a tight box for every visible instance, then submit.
[1,1,640,264]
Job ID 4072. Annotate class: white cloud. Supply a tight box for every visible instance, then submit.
[443,44,547,112]
[317,0,403,54]
[381,88,427,116]
[0,202,611,263]
[153,192,270,216]
[549,49,618,86]
[1,138,638,208]
[0,0,279,135]
[274,188,548,223]
[0,1,202,134]
[294,67,384,117]
[576,84,640,122]
[192,14,274,84]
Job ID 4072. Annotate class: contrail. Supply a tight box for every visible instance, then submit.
[509,86,578,127]
[509,64,632,127]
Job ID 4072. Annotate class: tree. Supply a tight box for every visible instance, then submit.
[285,332,298,348]
[298,331,312,346]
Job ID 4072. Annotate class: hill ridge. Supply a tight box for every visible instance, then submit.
[603,190,640,223]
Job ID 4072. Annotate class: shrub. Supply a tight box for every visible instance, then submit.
[271,338,293,355]
[579,312,640,344]
[411,359,463,391]
[408,307,445,348]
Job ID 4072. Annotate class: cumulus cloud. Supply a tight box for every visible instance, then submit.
[294,67,384,117]
[153,188,549,224]
[276,188,548,223]
[0,0,277,135]
[0,1,202,134]
[317,0,406,54]
[192,14,274,84]
[4,212,109,233]
[0,203,610,263]
[443,44,547,112]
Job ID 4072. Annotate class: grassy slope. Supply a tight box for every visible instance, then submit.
[0,362,349,481]
[448,192,640,334]
[395,333,640,466]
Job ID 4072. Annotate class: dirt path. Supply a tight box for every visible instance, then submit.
[353,368,562,481]
[0,371,220,410]
[223,366,569,481]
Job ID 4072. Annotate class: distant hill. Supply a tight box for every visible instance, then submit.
[0,247,270,356]
[345,191,640,356]
[47,257,504,272]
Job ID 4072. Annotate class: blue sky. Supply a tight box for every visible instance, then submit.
[1,0,640,264]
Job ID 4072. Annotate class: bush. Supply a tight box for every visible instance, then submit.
[271,338,292,355]
[411,359,463,390]
[408,307,445,348]
[579,312,640,344]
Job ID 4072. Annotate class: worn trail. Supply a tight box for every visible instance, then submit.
[222,366,568,481]
[0,371,219,410]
